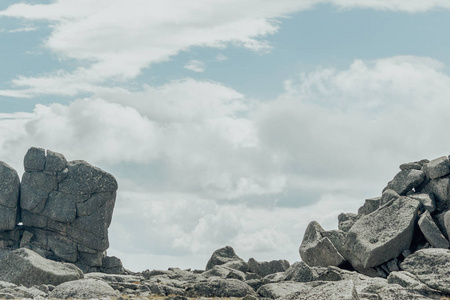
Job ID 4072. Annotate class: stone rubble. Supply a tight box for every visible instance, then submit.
[0,150,448,299]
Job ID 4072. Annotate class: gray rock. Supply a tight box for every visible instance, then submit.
[385,258,400,272]
[400,162,422,171]
[257,282,318,299]
[280,280,359,300]
[49,279,118,299]
[401,248,450,294]
[418,210,449,249]
[386,169,425,195]
[205,246,244,270]
[375,284,444,300]
[0,248,83,287]
[312,266,343,281]
[380,189,400,205]
[248,258,290,277]
[44,150,67,174]
[338,213,359,231]
[58,160,118,194]
[41,191,77,223]
[24,147,46,172]
[262,272,286,284]
[299,221,345,267]
[221,259,249,272]
[423,156,450,179]
[435,210,450,239]
[420,177,450,212]
[102,256,124,274]
[410,193,435,213]
[0,162,20,209]
[245,279,262,291]
[283,261,315,282]
[20,172,58,214]
[387,271,426,289]
[358,197,380,216]
[344,197,420,269]
[203,265,244,280]
[185,278,255,298]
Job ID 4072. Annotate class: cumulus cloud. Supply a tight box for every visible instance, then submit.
[2,56,450,269]
[8,26,37,33]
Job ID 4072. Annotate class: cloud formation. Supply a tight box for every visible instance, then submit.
[1,56,450,269]
[184,60,206,73]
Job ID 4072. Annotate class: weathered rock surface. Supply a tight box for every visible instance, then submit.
[418,210,449,249]
[385,169,425,195]
[280,280,359,300]
[18,147,122,273]
[283,261,315,282]
[423,156,450,180]
[205,246,246,271]
[0,162,20,233]
[49,278,118,299]
[358,197,380,216]
[401,248,450,294]
[185,278,255,298]
[0,248,83,287]
[299,221,345,267]
[248,258,290,277]
[344,196,420,269]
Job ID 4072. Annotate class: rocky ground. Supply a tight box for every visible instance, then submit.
[0,149,450,299]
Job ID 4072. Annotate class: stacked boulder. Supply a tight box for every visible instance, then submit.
[300,155,450,279]
[0,147,123,273]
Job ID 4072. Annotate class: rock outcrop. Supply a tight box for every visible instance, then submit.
[0,147,123,274]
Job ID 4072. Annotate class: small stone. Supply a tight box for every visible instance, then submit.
[248,258,290,277]
[418,210,449,249]
[399,162,422,171]
[49,279,118,299]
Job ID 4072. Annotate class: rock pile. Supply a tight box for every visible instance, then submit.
[0,147,123,273]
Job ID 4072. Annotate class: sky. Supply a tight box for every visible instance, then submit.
[1,0,450,271]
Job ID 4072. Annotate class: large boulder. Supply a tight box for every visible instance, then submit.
[299,221,345,267]
[422,156,450,179]
[248,258,290,277]
[344,197,420,269]
[19,147,120,272]
[0,248,83,287]
[49,279,118,299]
[283,262,315,282]
[206,246,246,271]
[401,248,450,294]
[385,169,425,195]
[0,162,20,232]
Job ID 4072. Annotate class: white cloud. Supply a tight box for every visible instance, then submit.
[184,60,206,73]
[0,0,317,97]
[216,53,229,62]
[9,26,37,33]
[2,56,450,270]
[328,0,450,12]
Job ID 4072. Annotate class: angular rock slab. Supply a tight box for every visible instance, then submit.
[418,210,449,249]
[344,197,420,269]
[206,246,246,271]
[0,162,20,231]
[423,156,450,179]
[401,248,450,294]
[0,248,83,287]
[248,258,290,277]
[283,261,315,282]
[49,279,118,299]
[299,221,345,267]
[386,169,425,195]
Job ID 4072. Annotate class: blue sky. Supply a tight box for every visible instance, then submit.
[1,0,450,271]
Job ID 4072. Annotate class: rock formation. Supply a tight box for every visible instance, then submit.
[0,147,123,274]
[0,150,449,299]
